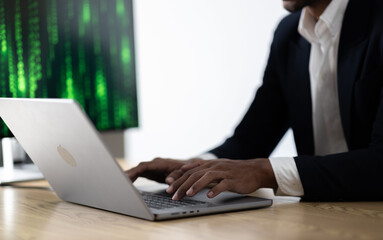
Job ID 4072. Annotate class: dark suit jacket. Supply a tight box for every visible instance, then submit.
[209,0,383,201]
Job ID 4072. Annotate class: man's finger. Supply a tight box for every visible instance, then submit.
[125,162,150,182]
[167,164,209,194]
[186,171,227,197]
[180,162,202,172]
[165,169,184,184]
[171,170,207,200]
[125,171,138,182]
[207,179,232,198]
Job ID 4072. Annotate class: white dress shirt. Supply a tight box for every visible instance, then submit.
[269,0,349,196]
[200,0,350,197]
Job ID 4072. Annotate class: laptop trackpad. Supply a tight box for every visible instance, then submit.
[147,187,262,206]
[190,188,260,205]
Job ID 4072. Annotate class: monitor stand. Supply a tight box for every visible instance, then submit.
[100,130,125,159]
[0,131,126,185]
[0,138,43,184]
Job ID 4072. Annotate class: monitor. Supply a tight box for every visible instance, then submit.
[0,0,138,182]
[0,0,138,134]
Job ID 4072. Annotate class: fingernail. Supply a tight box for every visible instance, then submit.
[186,188,193,196]
[166,177,174,184]
[167,186,173,193]
[207,190,214,198]
[172,192,178,201]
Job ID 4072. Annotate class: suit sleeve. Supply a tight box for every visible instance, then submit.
[295,67,383,201]
[209,33,290,160]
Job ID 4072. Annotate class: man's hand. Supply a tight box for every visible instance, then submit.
[166,158,277,200]
[126,157,206,184]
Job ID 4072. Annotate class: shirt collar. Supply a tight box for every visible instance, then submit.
[298,0,349,44]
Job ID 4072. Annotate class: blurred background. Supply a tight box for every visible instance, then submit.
[126,0,296,163]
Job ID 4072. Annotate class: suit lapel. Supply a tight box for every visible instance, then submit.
[289,37,314,154]
[337,0,370,145]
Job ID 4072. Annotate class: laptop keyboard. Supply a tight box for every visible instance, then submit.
[140,191,207,210]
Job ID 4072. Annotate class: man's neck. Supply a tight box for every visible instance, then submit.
[307,0,332,20]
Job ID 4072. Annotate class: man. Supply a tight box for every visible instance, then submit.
[128,0,383,201]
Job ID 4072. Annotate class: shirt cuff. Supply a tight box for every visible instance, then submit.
[194,153,218,160]
[269,157,304,196]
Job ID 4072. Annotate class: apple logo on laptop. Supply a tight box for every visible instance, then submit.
[57,145,77,167]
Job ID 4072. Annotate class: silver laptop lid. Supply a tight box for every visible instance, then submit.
[0,98,153,220]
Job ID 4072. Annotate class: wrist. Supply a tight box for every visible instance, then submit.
[257,158,278,190]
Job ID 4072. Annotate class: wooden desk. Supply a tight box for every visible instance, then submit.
[1,167,383,240]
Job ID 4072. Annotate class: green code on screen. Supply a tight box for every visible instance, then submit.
[0,0,138,137]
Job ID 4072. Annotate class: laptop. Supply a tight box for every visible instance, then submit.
[0,98,272,220]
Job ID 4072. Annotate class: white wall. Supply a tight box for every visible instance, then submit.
[125,0,297,164]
